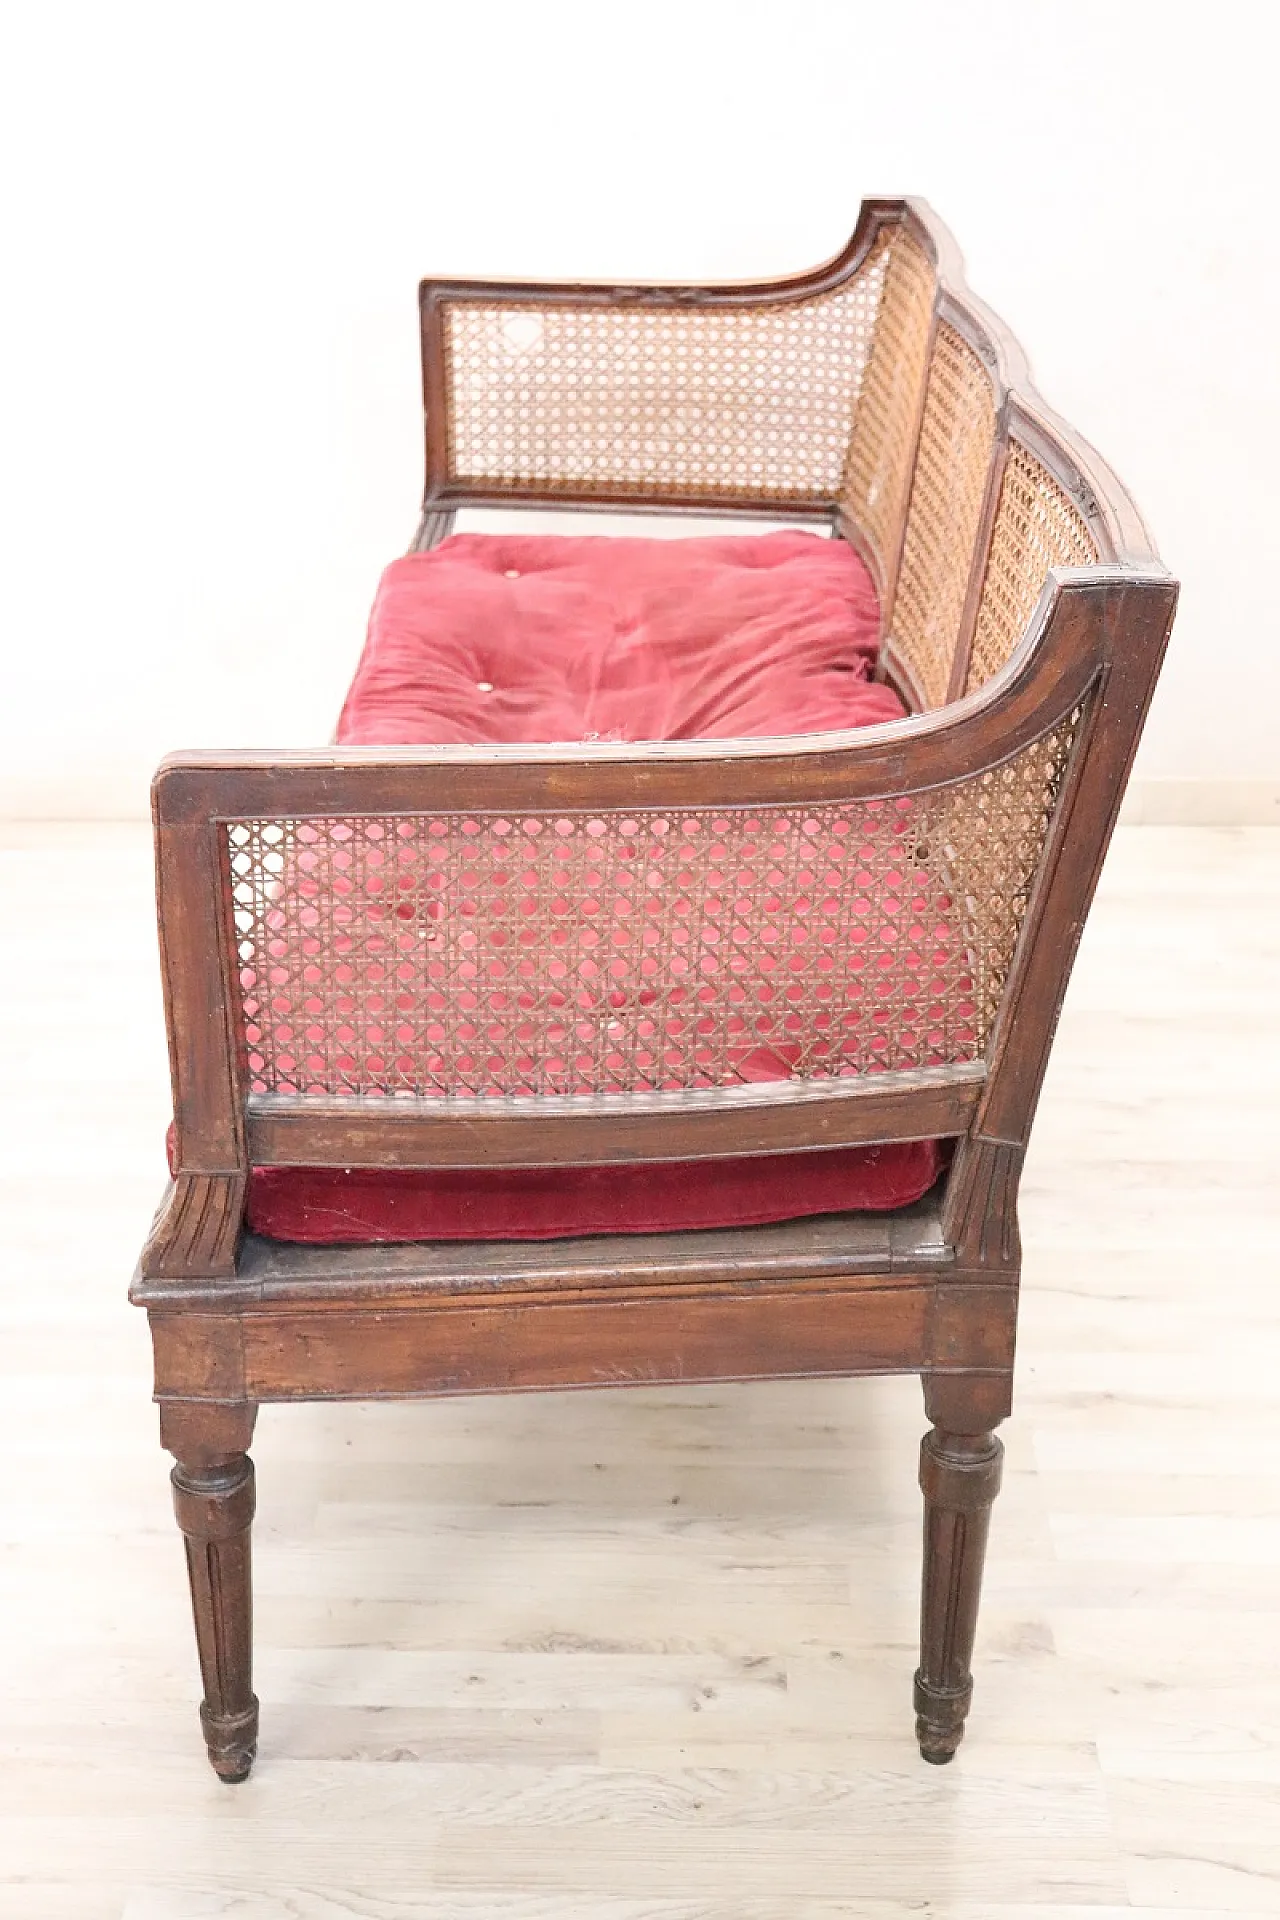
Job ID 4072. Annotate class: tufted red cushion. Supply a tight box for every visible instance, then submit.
[244,531,945,1242]
[337,530,905,747]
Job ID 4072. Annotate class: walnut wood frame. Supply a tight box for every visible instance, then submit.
[131,199,1176,1781]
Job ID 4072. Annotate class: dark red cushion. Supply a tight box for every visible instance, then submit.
[241,531,943,1243]
[246,1141,944,1244]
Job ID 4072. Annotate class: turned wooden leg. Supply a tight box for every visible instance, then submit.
[161,1402,259,1782]
[915,1377,1007,1764]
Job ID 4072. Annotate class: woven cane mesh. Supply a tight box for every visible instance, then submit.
[943,711,1081,1041]
[226,725,1078,1104]
[889,323,997,708]
[441,228,932,506]
[965,443,1097,695]
[839,229,936,583]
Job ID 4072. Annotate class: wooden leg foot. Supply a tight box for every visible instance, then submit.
[915,1424,1003,1764]
[199,1699,258,1782]
[163,1403,259,1782]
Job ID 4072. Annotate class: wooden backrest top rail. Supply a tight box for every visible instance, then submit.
[418,199,1157,571]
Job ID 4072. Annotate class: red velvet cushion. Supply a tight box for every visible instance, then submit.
[242,531,944,1243]
[247,1142,943,1244]
[337,530,906,747]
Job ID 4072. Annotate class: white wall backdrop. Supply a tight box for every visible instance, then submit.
[2,0,1276,816]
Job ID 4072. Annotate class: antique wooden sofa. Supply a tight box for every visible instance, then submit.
[132,199,1176,1781]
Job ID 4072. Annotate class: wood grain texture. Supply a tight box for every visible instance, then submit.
[244,1066,983,1172]
[232,1286,937,1403]
[135,1198,948,1310]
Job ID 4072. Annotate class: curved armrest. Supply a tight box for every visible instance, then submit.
[152,568,1132,822]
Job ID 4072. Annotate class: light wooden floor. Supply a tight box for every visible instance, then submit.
[2,822,1277,1918]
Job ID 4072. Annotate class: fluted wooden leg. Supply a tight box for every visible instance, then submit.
[915,1422,1004,1763]
[161,1402,259,1782]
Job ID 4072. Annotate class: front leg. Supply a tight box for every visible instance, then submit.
[914,1374,1008,1763]
[161,1402,259,1782]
